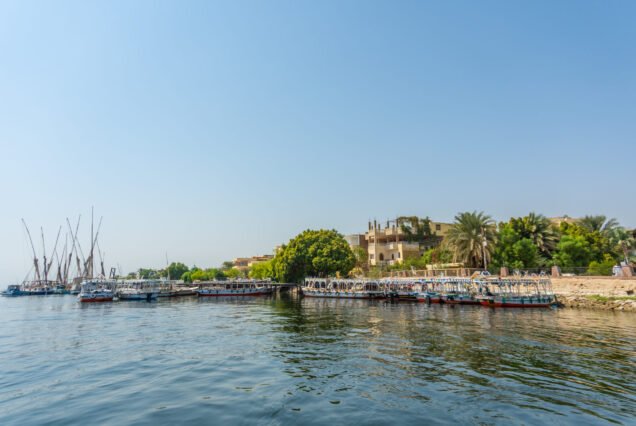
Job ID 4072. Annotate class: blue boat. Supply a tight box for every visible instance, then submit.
[1,285,27,297]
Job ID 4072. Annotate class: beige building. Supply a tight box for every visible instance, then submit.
[549,216,579,227]
[345,234,368,252]
[233,255,274,272]
[365,218,452,266]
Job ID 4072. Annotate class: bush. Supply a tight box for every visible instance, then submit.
[587,256,615,276]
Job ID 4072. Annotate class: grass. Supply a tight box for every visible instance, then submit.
[585,295,636,303]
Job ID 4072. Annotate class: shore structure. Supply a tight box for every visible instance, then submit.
[195,279,274,297]
[551,276,636,311]
[302,278,385,299]
[301,274,557,308]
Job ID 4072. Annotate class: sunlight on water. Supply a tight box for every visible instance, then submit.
[0,295,634,425]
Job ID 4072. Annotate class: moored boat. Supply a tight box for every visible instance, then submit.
[383,279,420,301]
[117,280,160,301]
[437,278,480,305]
[473,274,556,308]
[1,285,27,297]
[78,280,115,303]
[302,278,386,299]
[197,280,273,297]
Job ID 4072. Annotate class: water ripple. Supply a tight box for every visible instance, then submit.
[0,295,634,425]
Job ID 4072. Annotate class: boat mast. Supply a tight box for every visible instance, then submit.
[96,240,105,277]
[21,219,40,282]
[90,206,94,279]
[41,227,47,283]
[66,216,82,282]
[47,226,62,283]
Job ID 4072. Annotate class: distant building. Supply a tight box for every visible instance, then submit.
[233,255,275,272]
[365,218,452,267]
[345,234,368,251]
[549,216,579,227]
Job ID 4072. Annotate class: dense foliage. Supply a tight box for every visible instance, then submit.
[444,211,497,268]
[441,213,635,275]
[271,229,355,283]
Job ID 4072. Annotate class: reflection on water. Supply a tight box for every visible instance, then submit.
[0,294,634,425]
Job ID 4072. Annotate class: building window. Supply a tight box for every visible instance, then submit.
[398,252,401,258]
[391,254,395,260]
[379,253,384,261]
[436,224,441,231]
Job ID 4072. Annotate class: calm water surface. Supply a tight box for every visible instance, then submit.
[0,294,634,425]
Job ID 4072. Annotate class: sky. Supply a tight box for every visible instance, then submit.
[0,1,634,283]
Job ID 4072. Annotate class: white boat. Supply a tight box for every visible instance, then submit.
[197,280,273,297]
[301,278,385,299]
[473,274,556,308]
[382,279,421,301]
[78,280,116,303]
[117,280,160,301]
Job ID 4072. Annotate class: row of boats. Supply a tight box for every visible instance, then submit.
[1,279,276,302]
[301,274,557,308]
[3,274,556,308]
[77,279,275,302]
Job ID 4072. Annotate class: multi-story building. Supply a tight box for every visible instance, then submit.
[345,234,368,252]
[364,218,452,267]
[233,255,275,272]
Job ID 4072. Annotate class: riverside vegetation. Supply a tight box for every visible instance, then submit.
[127,212,635,286]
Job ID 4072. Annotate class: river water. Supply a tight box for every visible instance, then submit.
[0,294,634,425]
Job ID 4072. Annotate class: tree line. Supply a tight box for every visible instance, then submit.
[125,213,635,283]
[438,212,634,275]
[126,260,246,282]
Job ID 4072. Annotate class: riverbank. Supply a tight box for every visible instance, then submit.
[553,277,636,311]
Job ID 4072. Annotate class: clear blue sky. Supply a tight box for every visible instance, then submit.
[1,1,634,283]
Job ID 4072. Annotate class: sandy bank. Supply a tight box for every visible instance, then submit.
[552,277,636,312]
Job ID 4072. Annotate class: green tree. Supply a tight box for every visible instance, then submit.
[509,212,558,255]
[445,211,497,268]
[224,268,243,279]
[553,235,593,267]
[137,268,159,279]
[352,247,368,269]
[272,229,355,283]
[249,260,275,279]
[587,254,616,276]
[579,215,619,236]
[221,261,235,270]
[190,269,208,281]
[510,238,542,269]
[398,216,433,242]
[421,246,453,265]
[492,221,545,269]
[608,227,635,264]
[559,222,610,263]
[164,262,189,280]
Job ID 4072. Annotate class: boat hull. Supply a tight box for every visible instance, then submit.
[477,296,555,308]
[416,293,442,303]
[118,293,159,301]
[441,294,480,305]
[197,290,272,297]
[387,292,419,302]
[301,290,386,299]
[79,297,114,303]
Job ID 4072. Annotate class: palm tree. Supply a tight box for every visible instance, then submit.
[445,211,497,268]
[510,212,558,255]
[608,227,635,265]
[580,215,619,236]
